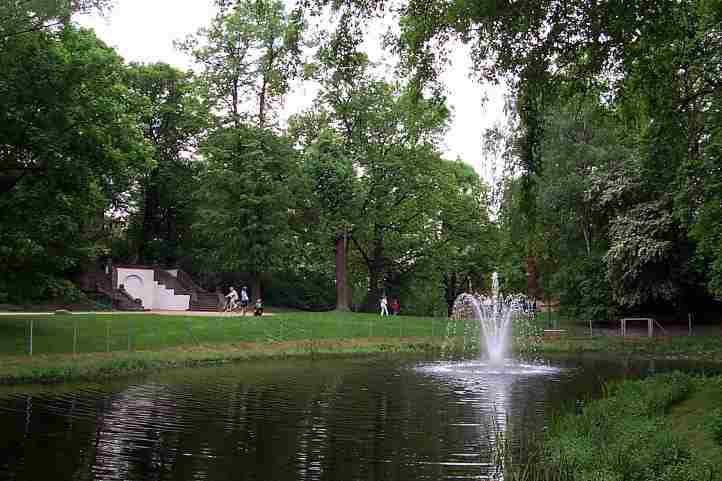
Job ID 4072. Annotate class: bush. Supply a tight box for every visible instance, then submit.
[264,270,336,310]
[0,272,89,304]
[45,278,88,303]
[552,257,618,321]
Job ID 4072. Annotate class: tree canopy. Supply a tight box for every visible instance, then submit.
[1,0,720,319]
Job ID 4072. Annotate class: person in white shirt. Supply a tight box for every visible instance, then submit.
[225,287,239,312]
[380,294,389,316]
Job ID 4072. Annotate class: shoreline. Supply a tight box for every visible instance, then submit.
[4,336,722,387]
[0,337,443,386]
[1,308,721,386]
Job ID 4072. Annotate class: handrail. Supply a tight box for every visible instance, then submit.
[176,269,207,293]
[153,269,192,296]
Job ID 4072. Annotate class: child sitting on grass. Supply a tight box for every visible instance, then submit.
[254,298,263,316]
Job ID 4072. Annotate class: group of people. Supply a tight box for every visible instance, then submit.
[224,286,263,316]
[226,287,399,317]
[379,295,400,316]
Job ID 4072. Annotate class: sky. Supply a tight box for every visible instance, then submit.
[78,0,508,181]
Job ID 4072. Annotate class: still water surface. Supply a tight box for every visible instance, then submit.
[0,354,711,481]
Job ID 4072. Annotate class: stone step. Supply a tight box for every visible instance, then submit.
[190,292,224,312]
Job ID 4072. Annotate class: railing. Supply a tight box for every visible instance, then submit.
[79,270,143,311]
[153,269,194,302]
[0,313,453,357]
[176,269,207,294]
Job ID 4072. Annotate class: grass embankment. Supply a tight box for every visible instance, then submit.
[508,372,722,481]
[0,311,449,384]
[3,310,721,384]
[539,333,722,361]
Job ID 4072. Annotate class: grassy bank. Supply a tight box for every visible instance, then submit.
[539,334,722,361]
[507,372,722,481]
[0,337,442,385]
[0,311,450,356]
[3,310,722,385]
[0,311,451,384]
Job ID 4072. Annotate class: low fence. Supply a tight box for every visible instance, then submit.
[2,313,713,358]
[0,314,466,357]
[538,312,716,339]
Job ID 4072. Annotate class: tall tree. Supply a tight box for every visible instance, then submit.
[179,0,309,300]
[295,123,358,310]
[599,1,721,310]
[123,63,207,265]
[433,160,495,316]
[177,0,304,128]
[393,0,722,312]
[532,95,627,320]
[289,11,368,311]
[0,0,111,41]
[295,29,463,311]
[0,26,146,301]
[194,126,303,300]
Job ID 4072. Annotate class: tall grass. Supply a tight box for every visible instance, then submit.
[503,373,722,481]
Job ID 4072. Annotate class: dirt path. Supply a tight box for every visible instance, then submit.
[0,310,273,316]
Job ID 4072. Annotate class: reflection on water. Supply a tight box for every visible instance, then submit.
[0,355,714,481]
[415,360,567,480]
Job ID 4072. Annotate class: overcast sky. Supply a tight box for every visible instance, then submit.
[78,0,508,180]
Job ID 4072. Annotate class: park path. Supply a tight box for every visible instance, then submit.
[0,310,272,316]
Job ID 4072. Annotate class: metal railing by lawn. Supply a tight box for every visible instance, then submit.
[0,312,455,357]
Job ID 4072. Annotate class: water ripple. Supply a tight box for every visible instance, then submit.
[0,355,693,481]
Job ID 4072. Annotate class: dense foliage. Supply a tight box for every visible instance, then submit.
[1,0,720,318]
[0,25,147,302]
[393,0,722,319]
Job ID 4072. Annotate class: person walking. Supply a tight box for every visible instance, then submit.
[240,286,250,316]
[391,298,400,316]
[380,294,389,316]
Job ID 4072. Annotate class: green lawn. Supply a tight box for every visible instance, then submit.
[3,310,722,386]
[670,377,722,465]
[539,333,722,360]
[0,311,453,357]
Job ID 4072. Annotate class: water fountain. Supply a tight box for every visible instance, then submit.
[416,273,556,479]
[449,272,536,365]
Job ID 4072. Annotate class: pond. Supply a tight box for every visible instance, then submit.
[0,354,715,481]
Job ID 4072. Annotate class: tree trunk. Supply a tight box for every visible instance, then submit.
[443,272,458,317]
[165,206,178,264]
[251,274,262,303]
[527,255,539,298]
[232,76,240,128]
[362,229,385,312]
[365,264,382,313]
[335,233,350,311]
[139,169,160,263]
[258,80,267,129]
[258,44,275,129]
